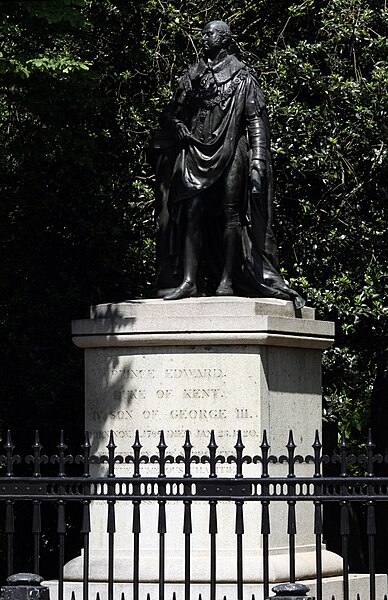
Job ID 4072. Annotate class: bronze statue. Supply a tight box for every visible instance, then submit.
[153,21,305,309]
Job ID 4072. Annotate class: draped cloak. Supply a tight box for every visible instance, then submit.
[154,51,304,308]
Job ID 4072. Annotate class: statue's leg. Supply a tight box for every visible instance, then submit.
[216,148,245,296]
[164,195,204,300]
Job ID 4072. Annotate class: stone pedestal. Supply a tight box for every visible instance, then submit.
[66,297,342,583]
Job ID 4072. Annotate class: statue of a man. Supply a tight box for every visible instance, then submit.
[154,20,304,309]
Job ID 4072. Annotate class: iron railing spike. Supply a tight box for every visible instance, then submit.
[121,592,125,600]
[133,429,141,447]
[261,429,269,447]
[5,429,13,448]
[208,430,217,448]
[235,429,244,448]
[261,430,270,452]
[70,591,76,600]
[96,592,101,600]
[158,429,167,449]
[287,429,295,448]
[83,431,91,447]
[313,429,321,447]
[184,430,192,448]
[107,429,116,449]
[34,429,41,446]
[367,427,373,445]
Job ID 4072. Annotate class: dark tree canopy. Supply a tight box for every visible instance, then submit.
[0,0,387,448]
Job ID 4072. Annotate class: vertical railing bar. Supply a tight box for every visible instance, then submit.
[235,500,244,600]
[4,430,19,578]
[366,430,377,600]
[82,501,91,600]
[157,431,168,600]
[132,500,141,600]
[52,429,73,600]
[32,500,42,575]
[106,430,117,600]
[368,505,376,600]
[107,501,115,600]
[209,499,217,600]
[339,433,349,600]
[81,431,92,600]
[183,431,194,600]
[132,430,143,600]
[29,430,46,576]
[288,504,296,583]
[286,431,296,584]
[5,500,14,577]
[314,502,323,600]
[260,431,271,600]
[341,511,350,600]
[313,430,323,600]
[183,500,192,600]
[57,501,66,600]
[262,504,270,600]
[158,500,166,600]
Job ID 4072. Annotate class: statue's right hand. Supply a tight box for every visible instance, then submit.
[174,122,190,141]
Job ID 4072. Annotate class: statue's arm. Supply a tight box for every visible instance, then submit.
[245,75,268,178]
[160,74,191,140]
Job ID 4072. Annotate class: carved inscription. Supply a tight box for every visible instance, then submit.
[86,352,261,454]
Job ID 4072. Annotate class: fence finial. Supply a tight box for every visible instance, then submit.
[267,583,314,599]
[1,573,49,600]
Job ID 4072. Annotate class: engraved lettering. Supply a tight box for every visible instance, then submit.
[109,369,155,380]
[142,410,159,419]
[170,409,227,420]
[113,390,146,401]
[156,389,173,399]
[235,409,252,419]
[165,368,224,379]
[182,388,222,399]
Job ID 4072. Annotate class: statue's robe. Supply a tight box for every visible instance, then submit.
[154,50,304,308]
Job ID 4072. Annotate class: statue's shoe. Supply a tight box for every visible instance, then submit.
[164,282,197,301]
[215,282,234,296]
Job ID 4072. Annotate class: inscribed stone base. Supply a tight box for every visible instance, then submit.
[68,298,339,583]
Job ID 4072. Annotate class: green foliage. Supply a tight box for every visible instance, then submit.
[0,0,386,452]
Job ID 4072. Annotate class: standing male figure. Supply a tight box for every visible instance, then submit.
[157,20,304,309]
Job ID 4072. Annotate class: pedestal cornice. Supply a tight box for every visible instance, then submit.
[72,297,334,350]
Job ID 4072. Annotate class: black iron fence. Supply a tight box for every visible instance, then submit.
[0,429,388,600]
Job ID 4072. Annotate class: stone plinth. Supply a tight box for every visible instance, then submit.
[66,297,341,583]
[45,574,388,600]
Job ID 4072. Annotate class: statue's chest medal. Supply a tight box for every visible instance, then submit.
[200,74,217,98]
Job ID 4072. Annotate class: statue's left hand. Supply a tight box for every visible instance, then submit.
[174,122,191,141]
[251,159,266,178]
[251,159,266,195]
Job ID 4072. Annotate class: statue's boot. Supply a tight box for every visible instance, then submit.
[216,227,238,296]
[216,281,234,296]
[164,281,197,301]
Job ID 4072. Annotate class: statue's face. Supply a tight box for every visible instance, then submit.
[201,22,226,55]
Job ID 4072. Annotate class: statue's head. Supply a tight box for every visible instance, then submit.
[202,21,232,56]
